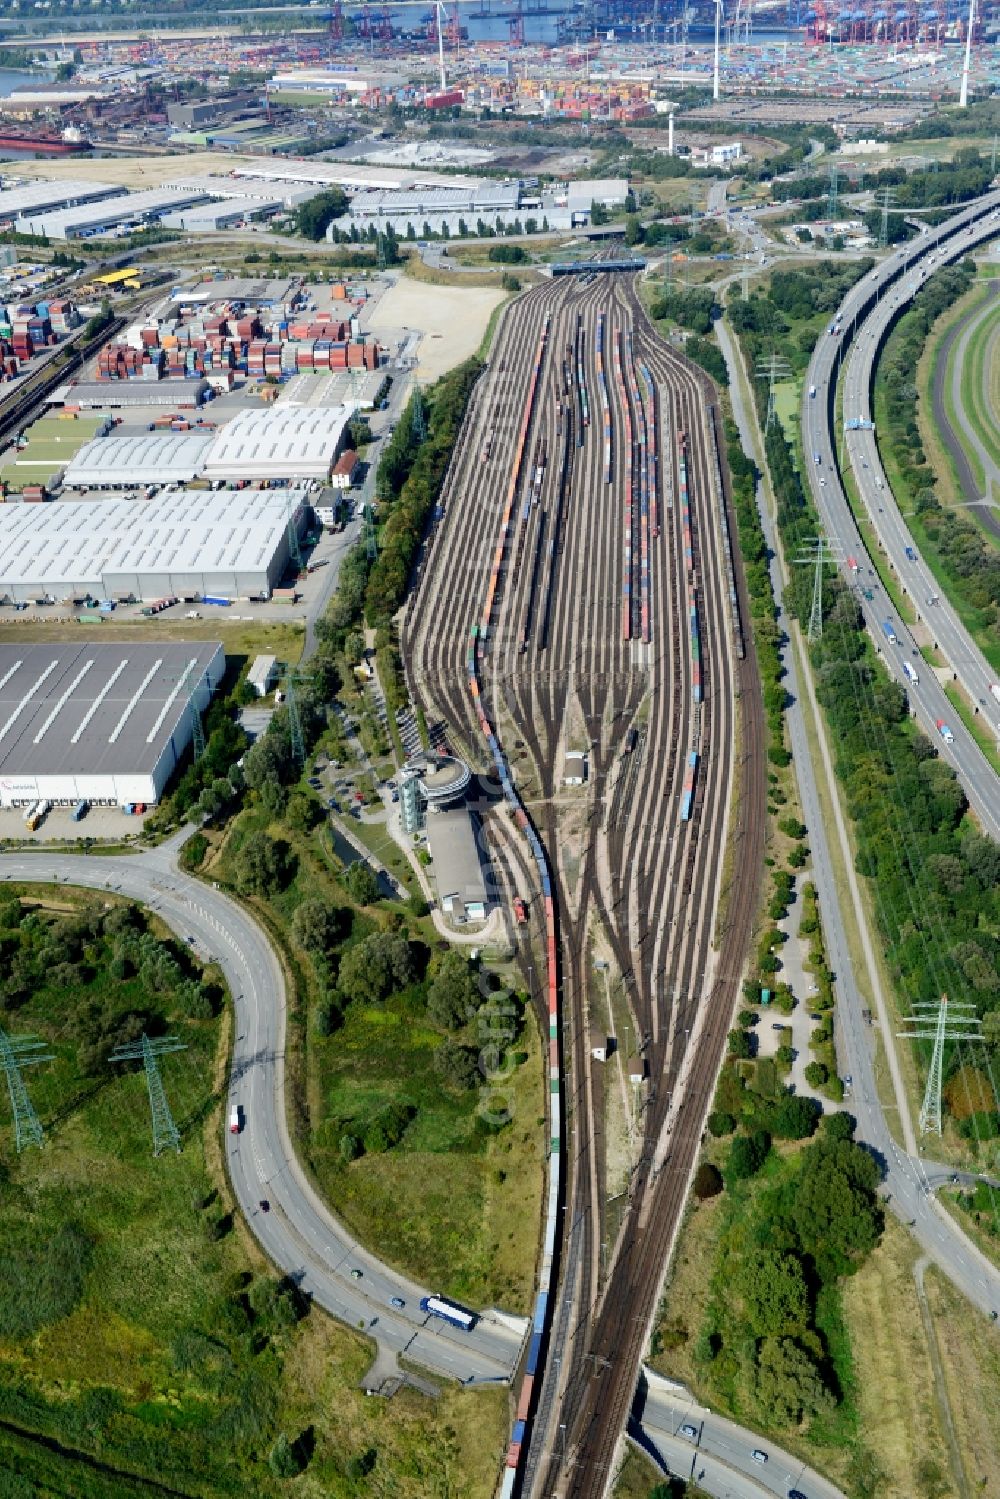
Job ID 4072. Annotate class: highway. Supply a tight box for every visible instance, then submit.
[0,838,525,1386]
[634,1370,845,1499]
[718,314,1000,1326]
[802,189,1000,842]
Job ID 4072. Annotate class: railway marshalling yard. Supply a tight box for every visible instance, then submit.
[405,267,766,1495]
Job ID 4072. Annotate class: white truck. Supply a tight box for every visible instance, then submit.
[229,1106,241,1134]
[903,662,919,685]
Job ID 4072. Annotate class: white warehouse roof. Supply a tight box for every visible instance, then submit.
[202,404,353,481]
[64,432,214,488]
[0,178,120,219]
[0,488,309,602]
[0,641,224,809]
[160,198,281,232]
[15,186,212,240]
[168,175,317,209]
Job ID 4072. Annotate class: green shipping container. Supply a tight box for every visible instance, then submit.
[78,613,103,623]
[760,988,771,1007]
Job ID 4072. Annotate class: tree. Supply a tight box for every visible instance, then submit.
[233,832,293,897]
[754,1338,833,1425]
[295,188,348,240]
[433,1040,479,1090]
[707,1110,736,1137]
[285,792,322,834]
[725,1131,770,1183]
[693,1162,723,1200]
[338,932,415,1005]
[769,1094,820,1140]
[739,1249,809,1338]
[791,1137,883,1280]
[292,899,344,956]
[268,1433,301,1478]
[590,200,608,226]
[623,213,643,247]
[344,861,379,905]
[427,951,477,1030]
[728,1028,753,1060]
[804,1060,828,1089]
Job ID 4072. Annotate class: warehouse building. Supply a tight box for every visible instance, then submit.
[63,432,214,489]
[14,186,212,240]
[160,197,283,233]
[54,378,208,410]
[427,807,489,924]
[341,180,521,237]
[0,641,224,810]
[0,178,120,225]
[0,488,308,602]
[202,403,353,483]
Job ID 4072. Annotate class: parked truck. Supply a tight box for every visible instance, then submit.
[881,619,898,645]
[71,799,88,822]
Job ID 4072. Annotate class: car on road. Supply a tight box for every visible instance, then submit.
[350,1268,363,1280]
[679,1423,698,1440]
[751,1448,768,1464]
[390,1296,405,1308]
[259,1199,270,1212]
[904,545,917,561]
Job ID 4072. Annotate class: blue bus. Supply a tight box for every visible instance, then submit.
[420,1295,476,1331]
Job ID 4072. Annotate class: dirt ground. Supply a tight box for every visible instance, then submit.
[368,277,506,381]
[12,153,282,188]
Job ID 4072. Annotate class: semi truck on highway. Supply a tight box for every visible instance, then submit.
[903,662,919,685]
[882,620,898,644]
[809,384,816,398]
[229,1106,241,1134]
[990,684,1000,706]
[936,719,955,744]
[421,1294,476,1331]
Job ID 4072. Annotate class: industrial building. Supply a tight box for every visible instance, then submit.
[426,807,489,924]
[0,178,120,225]
[14,186,212,241]
[247,654,278,696]
[202,403,353,483]
[0,488,308,602]
[168,175,318,210]
[343,181,522,237]
[0,641,224,811]
[160,199,282,232]
[54,379,208,410]
[63,432,214,490]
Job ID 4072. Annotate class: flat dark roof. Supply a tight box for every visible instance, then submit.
[0,641,223,779]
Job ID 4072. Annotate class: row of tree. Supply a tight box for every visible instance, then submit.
[729,262,1000,1100]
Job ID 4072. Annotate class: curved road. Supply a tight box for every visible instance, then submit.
[933,276,1000,546]
[719,313,1000,1322]
[0,836,524,1386]
[802,190,1000,841]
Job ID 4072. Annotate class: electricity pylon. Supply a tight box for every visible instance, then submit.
[285,672,306,768]
[755,353,792,432]
[793,537,841,641]
[898,995,982,1137]
[874,186,896,249]
[410,388,427,442]
[0,1029,53,1152]
[110,1033,187,1156]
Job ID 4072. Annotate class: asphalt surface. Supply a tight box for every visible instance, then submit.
[634,1371,845,1499]
[0,838,524,1386]
[718,313,1000,1324]
[802,189,1000,842]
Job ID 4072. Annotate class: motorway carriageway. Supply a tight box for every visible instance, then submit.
[0,837,525,1388]
[802,188,1000,842]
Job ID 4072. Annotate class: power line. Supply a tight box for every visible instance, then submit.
[110,1033,187,1156]
[0,1028,53,1152]
[754,353,791,433]
[898,995,982,1137]
[793,536,841,641]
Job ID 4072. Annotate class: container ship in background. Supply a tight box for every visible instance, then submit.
[0,127,91,155]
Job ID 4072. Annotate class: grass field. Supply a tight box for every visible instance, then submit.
[0,618,306,672]
[207,802,544,1312]
[0,886,511,1497]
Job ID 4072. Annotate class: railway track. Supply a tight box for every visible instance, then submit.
[403,267,764,1499]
